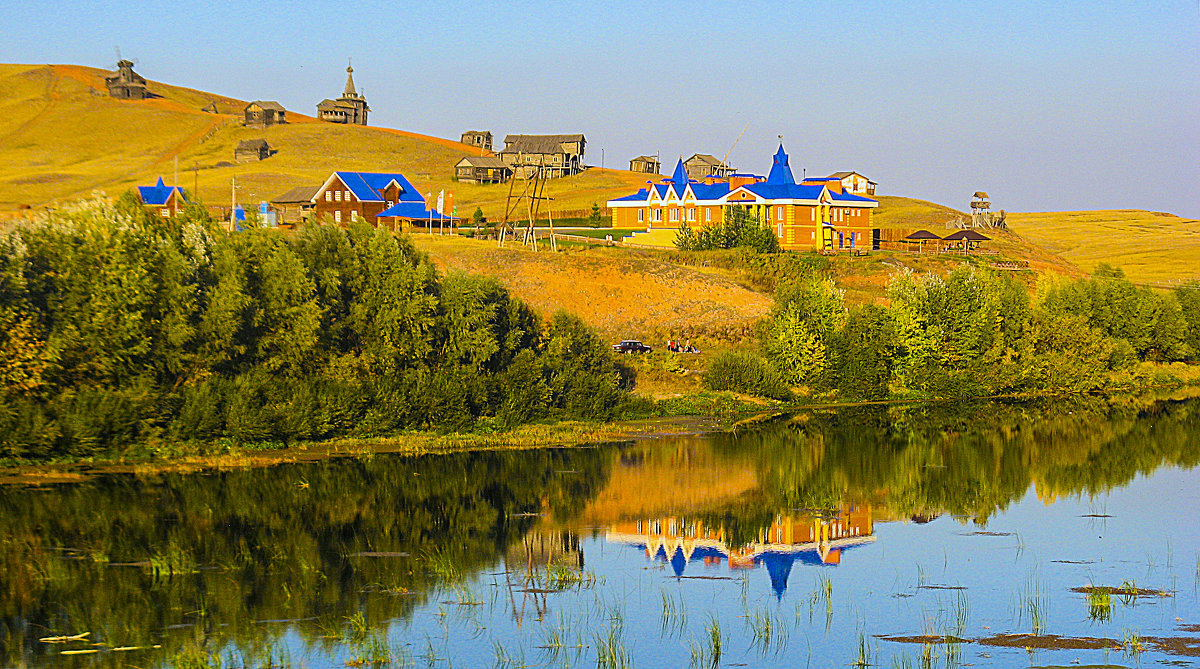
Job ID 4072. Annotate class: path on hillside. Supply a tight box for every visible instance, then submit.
[0,66,59,147]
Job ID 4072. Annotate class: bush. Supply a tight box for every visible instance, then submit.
[704,351,792,401]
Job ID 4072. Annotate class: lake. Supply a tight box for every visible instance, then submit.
[2,392,1199,668]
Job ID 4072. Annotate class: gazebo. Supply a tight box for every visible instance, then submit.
[942,229,991,252]
[903,229,943,254]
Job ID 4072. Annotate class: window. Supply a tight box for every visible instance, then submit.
[777,207,784,221]
[344,190,351,201]
[324,191,332,202]
[653,209,662,222]
[669,208,679,222]
[686,208,695,222]
[637,209,644,222]
[705,209,711,222]
[334,211,342,223]
[351,210,358,221]
[810,208,815,221]
[161,208,170,217]
[335,191,342,202]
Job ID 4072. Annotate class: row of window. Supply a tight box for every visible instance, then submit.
[332,210,361,223]
[636,206,865,224]
[324,189,354,202]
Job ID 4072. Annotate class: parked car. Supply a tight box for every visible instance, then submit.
[612,340,652,353]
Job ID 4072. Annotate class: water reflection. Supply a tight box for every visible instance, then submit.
[1,390,1198,667]
[609,506,875,595]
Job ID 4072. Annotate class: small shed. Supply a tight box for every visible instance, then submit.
[244,101,287,126]
[629,155,660,174]
[235,139,271,163]
[455,156,511,184]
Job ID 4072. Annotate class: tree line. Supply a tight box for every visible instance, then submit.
[0,195,625,459]
[709,263,1200,400]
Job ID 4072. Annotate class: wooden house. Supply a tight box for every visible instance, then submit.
[105,60,149,99]
[310,171,452,231]
[608,145,878,252]
[498,134,586,178]
[316,65,369,125]
[235,139,271,163]
[137,176,188,218]
[683,153,734,180]
[270,185,320,224]
[455,156,511,184]
[461,130,493,151]
[629,156,660,174]
[244,101,287,126]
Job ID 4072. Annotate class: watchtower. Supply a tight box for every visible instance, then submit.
[970,191,991,228]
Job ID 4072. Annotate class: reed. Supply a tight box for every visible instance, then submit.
[659,590,688,638]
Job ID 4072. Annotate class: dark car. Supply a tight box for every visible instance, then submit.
[612,340,652,353]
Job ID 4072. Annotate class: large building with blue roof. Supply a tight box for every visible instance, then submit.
[607,144,878,252]
[311,171,454,230]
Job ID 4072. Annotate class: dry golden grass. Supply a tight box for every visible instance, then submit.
[1007,210,1200,285]
[0,63,651,217]
[412,234,772,342]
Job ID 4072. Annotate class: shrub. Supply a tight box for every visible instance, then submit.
[704,351,792,401]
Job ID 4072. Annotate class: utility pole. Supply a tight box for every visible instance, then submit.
[230,176,236,232]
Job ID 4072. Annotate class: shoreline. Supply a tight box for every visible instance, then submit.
[3,383,1198,486]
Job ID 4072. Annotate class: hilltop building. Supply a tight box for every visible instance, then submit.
[136,176,188,218]
[310,171,452,230]
[498,134,586,178]
[629,155,660,174]
[683,153,734,180]
[460,130,493,151]
[455,156,512,184]
[235,139,271,163]
[244,101,287,127]
[607,144,879,252]
[316,65,369,125]
[802,171,876,196]
[105,59,149,99]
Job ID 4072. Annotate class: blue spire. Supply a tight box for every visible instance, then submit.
[671,158,688,189]
[155,176,165,188]
[766,144,795,185]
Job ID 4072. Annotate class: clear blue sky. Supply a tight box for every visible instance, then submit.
[4,0,1198,216]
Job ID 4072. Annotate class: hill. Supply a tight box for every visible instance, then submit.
[1006,210,1200,285]
[0,63,651,217]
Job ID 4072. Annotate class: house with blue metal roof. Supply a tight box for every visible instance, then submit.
[310,171,454,230]
[136,177,189,218]
[607,144,879,252]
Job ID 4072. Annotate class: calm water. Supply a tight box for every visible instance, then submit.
[2,393,1200,668]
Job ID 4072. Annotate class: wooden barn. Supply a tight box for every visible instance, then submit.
[683,153,735,180]
[629,156,660,174]
[244,101,287,126]
[235,139,271,163]
[461,130,493,151]
[105,60,149,99]
[498,134,586,178]
[455,156,511,184]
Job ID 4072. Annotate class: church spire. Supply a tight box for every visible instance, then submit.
[343,61,357,98]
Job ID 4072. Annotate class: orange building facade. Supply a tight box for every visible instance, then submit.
[608,145,878,252]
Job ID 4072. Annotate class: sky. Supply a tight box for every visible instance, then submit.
[3,0,1198,217]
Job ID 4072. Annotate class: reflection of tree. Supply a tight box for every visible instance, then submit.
[715,395,1200,525]
[0,447,609,668]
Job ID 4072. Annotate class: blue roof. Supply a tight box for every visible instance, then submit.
[671,158,688,190]
[377,201,456,220]
[137,176,187,206]
[766,144,795,186]
[333,171,423,203]
[744,183,828,201]
[611,190,650,202]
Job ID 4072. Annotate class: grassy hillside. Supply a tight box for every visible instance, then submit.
[411,234,772,342]
[0,63,650,217]
[1007,210,1200,285]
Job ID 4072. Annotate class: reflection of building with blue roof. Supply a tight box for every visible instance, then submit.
[607,506,875,597]
[607,144,878,252]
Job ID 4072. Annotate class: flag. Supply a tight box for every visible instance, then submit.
[436,190,445,215]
